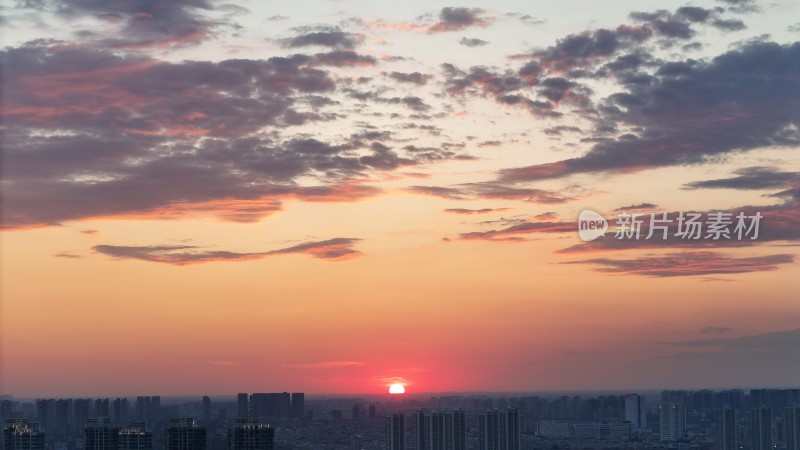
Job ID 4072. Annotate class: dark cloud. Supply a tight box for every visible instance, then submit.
[613,202,659,212]
[443,208,510,215]
[312,50,376,67]
[500,42,800,182]
[664,328,800,349]
[429,7,493,33]
[701,326,731,334]
[24,0,224,48]
[54,251,82,259]
[562,251,794,277]
[683,167,799,190]
[387,71,432,85]
[459,220,574,241]
[459,37,488,47]
[93,238,362,265]
[712,18,747,31]
[283,27,361,49]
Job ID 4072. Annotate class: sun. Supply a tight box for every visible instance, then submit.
[389,383,405,394]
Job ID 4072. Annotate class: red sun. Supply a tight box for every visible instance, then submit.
[389,383,405,394]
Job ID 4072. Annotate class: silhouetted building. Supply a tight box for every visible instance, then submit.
[413,410,431,450]
[386,412,405,450]
[228,418,273,450]
[624,394,646,431]
[660,402,684,442]
[290,394,304,419]
[715,406,737,450]
[113,398,130,425]
[237,394,249,419]
[4,419,45,450]
[202,397,211,424]
[74,400,91,435]
[751,405,773,450]
[166,418,206,450]
[34,400,54,433]
[85,418,120,450]
[445,409,466,450]
[119,423,152,450]
[787,405,800,450]
[95,400,110,418]
[479,408,519,450]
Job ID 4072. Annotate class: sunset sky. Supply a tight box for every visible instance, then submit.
[1,0,799,397]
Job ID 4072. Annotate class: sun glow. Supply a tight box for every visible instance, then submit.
[389,383,405,394]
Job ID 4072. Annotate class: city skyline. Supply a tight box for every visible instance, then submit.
[2,0,799,397]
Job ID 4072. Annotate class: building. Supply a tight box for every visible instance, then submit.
[786,405,800,450]
[290,394,304,419]
[715,406,736,450]
[3,419,45,450]
[751,405,773,450]
[413,410,431,450]
[95,399,110,418]
[479,408,520,450]
[202,397,211,424]
[660,402,684,442]
[624,394,646,431]
[444,409,466,450]
[228,418,274,450]
[85,418,121,450]
[386,412,405,450]
[572,422,631,440]
[166,418,206,450]
[119,423,152,450]
[535,422,571,439]
[237,394,249,419]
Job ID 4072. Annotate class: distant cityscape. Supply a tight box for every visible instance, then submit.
[2,388,799,450]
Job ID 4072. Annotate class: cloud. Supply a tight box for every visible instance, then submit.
[701,326,732,334]
[459,220,574,241]
[282,27,361,49]
[282,361,365,369]
[683,166,799,190]
[312,50,377,67]
[444,208,511,215]
[562,251,794,277]
[408,183,572,204]
[23,0,225,49]
[54,251,82,259]
[499,42,800,182]
[92,238,362,265]
[459,37,488,47]
[387,71,432,85]
[429,7,494,33]
[612,202,659,212]
[663,328,800,350]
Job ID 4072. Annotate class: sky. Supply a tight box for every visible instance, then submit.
[1,0,799,397]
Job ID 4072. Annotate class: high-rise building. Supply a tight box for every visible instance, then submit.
[113,398,130,425]
[3,419,45,450]
[202,397,211,424]
[95,400,110,418]
[85,418,121,450]
[445,409,466,450]
[715,406,737,450]
[74,400,91,435]
[624,394,646,431]
[386,412,405,450]
[228,418,273,450]
[413,410,431,450]
[479,408,520,450]
[660,402,684,442]
[751,405,773,450]
[54,399,72,436]
[290,394,304,419]
[34,400,55,433]
[119,423,152,450]
[786,405,800,450]
[237,394,249,419]
[166,418,206,450]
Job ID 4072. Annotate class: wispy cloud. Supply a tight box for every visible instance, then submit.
[282,361,365,369]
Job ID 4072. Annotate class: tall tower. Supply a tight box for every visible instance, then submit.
[786,404,800,450]
[715,406,737,450]
[85,418,120,450]
[3,419,45,450]
[413,410,431,450]
[751,405,773,450]
[624,394,646,431]
[660,402,684,442]
[228,418,273,450]
[119,423,152,450]
[237,394,249,419]
[386,412,405,450]
[445,409,466,450]
[479,409,520,450]
[166,418,206,450]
